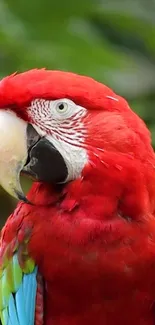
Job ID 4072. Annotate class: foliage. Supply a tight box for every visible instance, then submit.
[0,0,155,225]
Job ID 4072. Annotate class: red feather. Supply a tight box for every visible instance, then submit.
[0,69,130,113]
[1,70,155,324]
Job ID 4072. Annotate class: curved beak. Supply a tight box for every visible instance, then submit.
[0,110,28,201]
[0,110,68,202]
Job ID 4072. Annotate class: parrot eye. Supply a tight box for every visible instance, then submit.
[53,99,76,119]
[55,102,68,114]
[57,103,66,111]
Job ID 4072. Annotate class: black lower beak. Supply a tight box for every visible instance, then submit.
[22,124,68,184]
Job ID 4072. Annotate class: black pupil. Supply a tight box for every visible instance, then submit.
[58,103,64,110]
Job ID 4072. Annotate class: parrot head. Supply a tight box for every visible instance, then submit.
[0,68,154,223]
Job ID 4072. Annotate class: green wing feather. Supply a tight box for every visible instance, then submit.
[0,235,37,325]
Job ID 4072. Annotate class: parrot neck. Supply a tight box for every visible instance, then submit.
[27,149,154,222]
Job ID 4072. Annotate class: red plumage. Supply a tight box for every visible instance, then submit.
[0,69,131,112]
[1,69,155,324]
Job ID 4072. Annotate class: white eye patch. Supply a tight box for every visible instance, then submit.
[28,98,88,181]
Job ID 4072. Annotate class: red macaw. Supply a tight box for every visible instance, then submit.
[0,69,155,325]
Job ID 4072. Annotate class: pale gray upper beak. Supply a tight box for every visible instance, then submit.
[0,110,28,200]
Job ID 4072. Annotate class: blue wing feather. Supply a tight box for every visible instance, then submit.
[16,281,28,325]
[8,294,19,325]
[3,266,38,325]
[28,269,38,324]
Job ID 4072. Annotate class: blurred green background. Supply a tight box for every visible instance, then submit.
[0,0,155,227]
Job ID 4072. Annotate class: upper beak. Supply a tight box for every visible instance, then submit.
[0,110,28,201]
[0,110,68,202]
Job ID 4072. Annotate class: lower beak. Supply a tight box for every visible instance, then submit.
[0,111,68,202]
[22,124,68,186]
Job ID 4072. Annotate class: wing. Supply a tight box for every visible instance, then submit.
[0,236,43,325]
